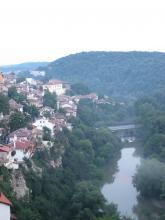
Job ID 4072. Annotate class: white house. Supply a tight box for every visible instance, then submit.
[33,118,54,134]
[12,140,32,163]
[43,80,66,96]
[0,193,12,220]
[0,146,19,169]
[26,78,37,85]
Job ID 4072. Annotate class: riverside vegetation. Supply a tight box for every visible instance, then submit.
[132,92,165,219]
[0,96,132,220]
[1,51,165,219]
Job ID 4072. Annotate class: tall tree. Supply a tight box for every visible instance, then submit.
[23,104,39,121]
[43,90,57,110]
[9,111,27,132]
[0,93,9,114]
[8,86,26,104]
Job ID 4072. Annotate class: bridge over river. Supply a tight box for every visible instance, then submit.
[109,124,137,131]
[109,124,139,143]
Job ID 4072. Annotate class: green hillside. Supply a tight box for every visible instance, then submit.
[42,51,165,101]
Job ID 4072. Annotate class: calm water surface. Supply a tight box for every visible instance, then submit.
[101,147,140,219]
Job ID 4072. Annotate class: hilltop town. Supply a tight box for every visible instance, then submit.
[0,71,114,219]
[0,71,106,169]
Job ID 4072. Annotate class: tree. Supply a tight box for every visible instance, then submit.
[43,126,51,141]
[43,111,51,118]
[8,86,27,104]
[69,181,105,220]
[144,134,165,158]
[23,104,39,120]
[8,86,17,99]
[43,90,57,110]
[9,111,27,132]
[133,159,165,198]
[70,83,90,95]
[0,93,9,114]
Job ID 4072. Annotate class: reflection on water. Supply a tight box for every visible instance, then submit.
[101,147,165,220]
[101,148,140,219]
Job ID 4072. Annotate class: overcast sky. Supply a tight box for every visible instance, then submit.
[0,0,165,65]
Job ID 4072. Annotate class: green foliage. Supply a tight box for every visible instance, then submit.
[8,86,27,104]
[135,93,165,159]
[9,111,28,132]
[43,126,51,141]
[43,51,165,101]
[144,134,165,158]
[133,159,165,199]
[0,93,9,114]
[1,95,123,220]
[77,99,99,126]
[77,99,134,127]
[8,86,17,98]
[69,181,105,220]
[70,83,90,95]
[0,166,12,198]
[43,110,51,118]
[17,111,121,220]
[43,90,57,110]
[23,104,39,120]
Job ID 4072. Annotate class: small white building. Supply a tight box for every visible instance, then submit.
[12,140,32,163]
[43,80,66,96]
[26,78,37,85]
[0,193,12,220]
[33,118,54,134]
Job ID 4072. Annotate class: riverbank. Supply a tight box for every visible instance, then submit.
[101,144,165,220]
[101,147,140,219]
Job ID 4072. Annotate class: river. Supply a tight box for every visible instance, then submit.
[101,147,140,219]
[101,147,165,220]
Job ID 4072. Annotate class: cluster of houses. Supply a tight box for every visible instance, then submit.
[0,71,114,219]
[0,72,101,171]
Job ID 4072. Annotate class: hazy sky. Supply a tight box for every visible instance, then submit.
[0,0,165,65]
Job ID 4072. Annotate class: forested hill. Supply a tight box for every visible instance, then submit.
[42,51,165,101]
[0,62,49,73]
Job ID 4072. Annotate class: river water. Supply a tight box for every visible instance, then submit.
[101,147,140,219]
[101,147,165,220]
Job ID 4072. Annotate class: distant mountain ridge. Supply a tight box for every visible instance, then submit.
[41,51,165,101]
[0,62,49,73]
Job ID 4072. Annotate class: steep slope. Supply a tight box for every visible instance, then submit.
[42,51,165,101]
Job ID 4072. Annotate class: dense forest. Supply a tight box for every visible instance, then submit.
[40,51,165,101]
[133,92,165,216]
[0,98,133,220]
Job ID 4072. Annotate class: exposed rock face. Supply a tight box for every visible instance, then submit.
[11,170,29,199]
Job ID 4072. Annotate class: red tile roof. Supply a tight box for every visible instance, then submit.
[0,193,12,206]
[15,141,31,150]
[0,146,10,153]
